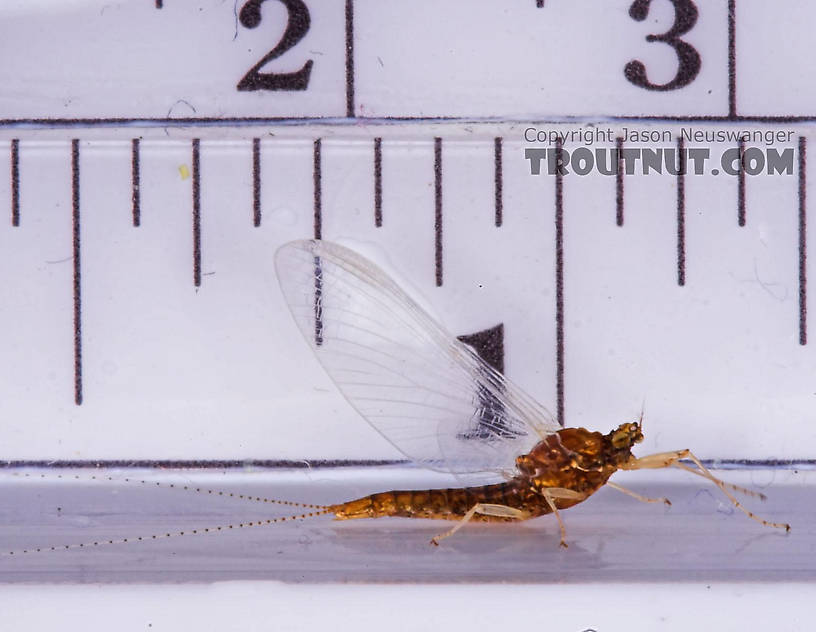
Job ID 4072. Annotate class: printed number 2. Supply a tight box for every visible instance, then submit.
[624,0,701,91]
[237,0,313,91]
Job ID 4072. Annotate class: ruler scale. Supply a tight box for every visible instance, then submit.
[0,131,812,454]
[3,1,816,607]
[0,0,812,467]
[4,1,815,123]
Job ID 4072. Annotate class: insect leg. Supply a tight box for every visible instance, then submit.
[673,453,790,532]
[538,487,585,548]
[430,504,529,546]
[625,450,790,532]
[605,481,671,506]
[624,450,765,499]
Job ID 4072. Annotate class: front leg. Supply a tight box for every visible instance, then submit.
[623,450,790,532]
[624,450,762,498]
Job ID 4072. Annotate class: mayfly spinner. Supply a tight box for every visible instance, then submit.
[6,240,790,558]
[274,240,790,547]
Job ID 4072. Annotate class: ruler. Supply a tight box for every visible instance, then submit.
[0,0,813,467]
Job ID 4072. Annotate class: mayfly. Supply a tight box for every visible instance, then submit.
[5,239,789,558]
[274,240,790,547]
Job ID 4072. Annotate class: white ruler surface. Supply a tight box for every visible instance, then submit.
[0,0,813,465]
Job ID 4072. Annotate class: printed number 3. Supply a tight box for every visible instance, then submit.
[237,0,313,91]
[624,0,701,91]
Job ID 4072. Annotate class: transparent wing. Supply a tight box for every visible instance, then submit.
[274,240,559,477]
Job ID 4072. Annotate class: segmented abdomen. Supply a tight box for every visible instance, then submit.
[330,482,548,522]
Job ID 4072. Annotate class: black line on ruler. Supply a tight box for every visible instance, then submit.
[555,138,565,428]
[192,138,201,287]
[345,0,355,118]
[494,137,503,227]
[313,254,324,348]
[677,136,686,287]
[616,136,624,226]
[252,138,261,227]
[131,138,141,227]
[1,457,809,470]
[434,137,443,287]
[10,139,19,227]
[72,139,83,406]
[0,459,404,470]
[799,136,807,346]
[374,137,382,227]
[313,138,324,346]
[727,0,737,118]
[737,138,745,227]
[15,114,816,128]
[313,138,322,239]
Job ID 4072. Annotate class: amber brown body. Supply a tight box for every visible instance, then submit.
[331,424,641,522]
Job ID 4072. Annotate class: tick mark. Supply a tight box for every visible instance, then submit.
[253,138,261,227]
[434,137,443,287]
[345,0,355,117]
[677,136,686,287]
[737,138,746,226]
[312,138,324,347]
[799,136,807,346]
[314,138,322,239]
[11,139,19,227]
[131,138,141,227]
[494,137,503,227]
[727,0,737,119]
[374,137,382,227]
[615,136,624,226]
[72,139,83,406]
[192,138,201,287]
[555,138,565,427]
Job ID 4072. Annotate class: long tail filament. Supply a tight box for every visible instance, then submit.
[3,508,334,557]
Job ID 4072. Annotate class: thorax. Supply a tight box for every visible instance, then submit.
[514,427,623,495]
